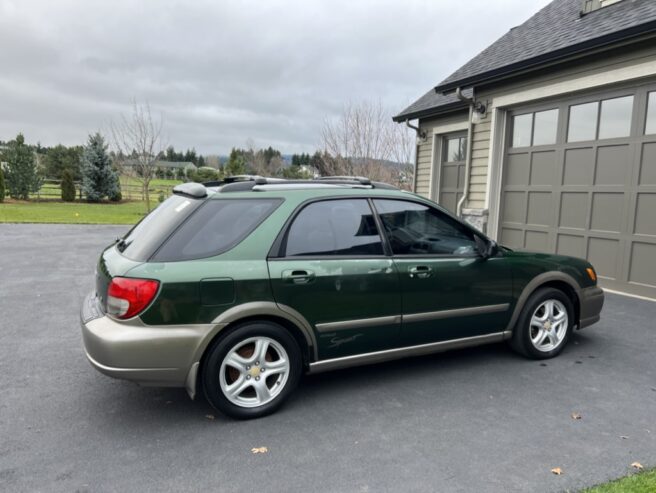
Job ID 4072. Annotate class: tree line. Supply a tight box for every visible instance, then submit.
[0,99,415,207]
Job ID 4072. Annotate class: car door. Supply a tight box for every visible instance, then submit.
[372,198,513,347]
[267,198,402,360]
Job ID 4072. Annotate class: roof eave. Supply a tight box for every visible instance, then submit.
[392,101,469,123]
[434,20,656,94]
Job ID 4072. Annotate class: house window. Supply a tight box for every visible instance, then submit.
[568,96,634,142]
[444,136,466,162]
[533,109,559,146]
[568,102,598,142]
[511,114,532,148]
[581,0,624,14]
[511,109,558,147]
[598,96,633,139]
[646,92,656,135]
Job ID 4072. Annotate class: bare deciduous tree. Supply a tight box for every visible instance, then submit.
[111,101,166,211]
[319,100,415,189]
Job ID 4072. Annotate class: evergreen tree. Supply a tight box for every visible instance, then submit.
[0,167,5,202]
[224,148,247,176]
[80,133,119,202]
[44,145,83,180]
[184,148,198,164]
[198,155,206,167]
[3,133,41,199]
[61,169,76,202]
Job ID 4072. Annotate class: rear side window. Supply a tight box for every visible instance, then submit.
[119,195,204,261]
[152,198,282,262]
[284,199,384,256]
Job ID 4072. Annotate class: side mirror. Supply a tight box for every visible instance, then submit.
[474,236,498,259]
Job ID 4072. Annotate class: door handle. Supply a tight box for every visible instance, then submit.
[409,265,432,279]
[282,269,315,284]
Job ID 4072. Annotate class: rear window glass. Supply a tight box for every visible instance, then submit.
[151,198,282,262]
[119,195,203,261]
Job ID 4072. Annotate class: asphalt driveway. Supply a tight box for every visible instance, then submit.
[0,223,655,492]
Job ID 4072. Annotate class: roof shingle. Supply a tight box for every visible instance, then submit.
[395,0,656,121]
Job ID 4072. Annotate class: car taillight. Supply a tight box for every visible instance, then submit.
[107,277,159,320]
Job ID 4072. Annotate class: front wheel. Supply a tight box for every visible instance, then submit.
[202,322,302,419]
[510,288,574,359]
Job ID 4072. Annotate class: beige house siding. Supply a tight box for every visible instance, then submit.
[414,43,656,212]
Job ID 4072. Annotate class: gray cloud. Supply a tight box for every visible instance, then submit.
[0,0,551,154]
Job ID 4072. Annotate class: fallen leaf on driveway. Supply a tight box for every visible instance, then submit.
[631,462,644,471]
[551,467,563,475]
[205,414,215,420]
[571,412,582,420]
[251,447,268,454]
[620,435,629,440]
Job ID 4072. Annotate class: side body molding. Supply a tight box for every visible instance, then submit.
[503,271,582,337]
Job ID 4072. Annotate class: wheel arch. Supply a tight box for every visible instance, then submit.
[187,302,317,400]
[505,272,582,336]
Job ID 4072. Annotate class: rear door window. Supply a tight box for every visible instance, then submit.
[152,198,282,262]
[284,199,384,256]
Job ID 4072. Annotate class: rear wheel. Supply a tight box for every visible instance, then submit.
[510,287,574,359]
[202,321,302,419]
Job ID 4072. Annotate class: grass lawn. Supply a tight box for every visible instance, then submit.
[0,199,150,225]
[583,468,656,492]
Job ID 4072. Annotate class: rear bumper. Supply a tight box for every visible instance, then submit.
[578,286,605,329]
[80,292,218,394]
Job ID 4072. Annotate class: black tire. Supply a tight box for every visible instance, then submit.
[202,321,302,419]
[510,287,575,360]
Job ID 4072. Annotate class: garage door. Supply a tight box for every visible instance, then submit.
[499,83,656,299]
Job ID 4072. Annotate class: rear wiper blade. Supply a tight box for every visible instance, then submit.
[115,238,130,252]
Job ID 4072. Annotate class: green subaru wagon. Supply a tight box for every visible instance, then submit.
[81,176,604,419]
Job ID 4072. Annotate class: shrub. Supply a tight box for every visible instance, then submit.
[61,169,76,202]
[158,191,165,203]
[190,167,218,183]
[109,190,122,202]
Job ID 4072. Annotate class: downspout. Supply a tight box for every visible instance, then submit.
[405,120,426,193]
[455,87,474,218]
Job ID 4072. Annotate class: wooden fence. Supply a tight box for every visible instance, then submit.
[30,178,176,201]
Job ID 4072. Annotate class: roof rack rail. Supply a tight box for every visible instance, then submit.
[201,175,399,193]
[315,176,371,185]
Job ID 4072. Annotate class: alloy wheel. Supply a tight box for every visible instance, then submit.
[219,336,290,408]
[529,299,568,352]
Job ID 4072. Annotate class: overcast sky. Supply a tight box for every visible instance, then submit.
[0,0,552,155]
